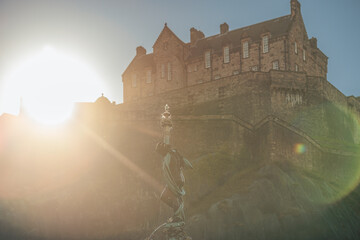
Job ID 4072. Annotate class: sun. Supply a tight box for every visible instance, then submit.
[2,46,105,125]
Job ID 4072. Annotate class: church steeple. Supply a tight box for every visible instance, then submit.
[19,97,25,117]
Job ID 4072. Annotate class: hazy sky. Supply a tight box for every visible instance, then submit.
[0,0,359,112]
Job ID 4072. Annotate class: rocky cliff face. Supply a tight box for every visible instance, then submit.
[186,160,360,240]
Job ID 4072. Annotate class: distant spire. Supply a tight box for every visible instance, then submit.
[165,22,167,27]
[19,97,24,116]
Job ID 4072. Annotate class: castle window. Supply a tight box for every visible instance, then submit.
[295,64,299,72]
[132,74,137,87]
[272,60,279,70]
[161,64,165,78]
[243,41,249,58]
[223,46,230,63]
[303,49,306,61]
[295,41,298,54]
[262,36,269,53]
[167,62,172,80]
[205,50,211,68]
[146,70,152,83]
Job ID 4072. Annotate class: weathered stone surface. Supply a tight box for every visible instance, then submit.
[182,163,360,240]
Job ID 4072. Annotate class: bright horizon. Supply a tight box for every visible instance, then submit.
[1,46,106,124]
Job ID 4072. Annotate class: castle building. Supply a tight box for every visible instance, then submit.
[122,0,328,102]
[76,0,360,178]
[71,3,360,236]
[114,0,360,173]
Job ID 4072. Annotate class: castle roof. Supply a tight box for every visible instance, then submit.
[122,53,155,78]
[153,23,186,48]
[124,14,293,75]
[187,15,292,60]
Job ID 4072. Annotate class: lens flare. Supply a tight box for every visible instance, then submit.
[294,143,306,154]
[290,102,360,205]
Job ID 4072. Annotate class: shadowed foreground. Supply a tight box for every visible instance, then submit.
[0,116,360,240]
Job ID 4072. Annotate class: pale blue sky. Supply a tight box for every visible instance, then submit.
[0,0,359,113]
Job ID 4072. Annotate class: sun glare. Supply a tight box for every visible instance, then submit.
[2,46,104,125]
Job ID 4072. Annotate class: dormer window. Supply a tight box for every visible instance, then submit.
[295,41,298,54]
[303,49,306,61]
[205,50,211,68]
[132,74,137,87]
[146,70,152,83]
[167,62,172,80]
[243,41,249,58]
[262,35,269,53]
[223,46,230,63]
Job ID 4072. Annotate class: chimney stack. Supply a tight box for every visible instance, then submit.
[290,0,301,18]
[220,22,229,34]
[310,37,317,48]
[136,46,146,57]
[190,27,205,44]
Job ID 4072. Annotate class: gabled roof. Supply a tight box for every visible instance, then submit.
[187,15,292,60]
[153,23,186,48]
[122,53,155,78]
[123,15,293,75]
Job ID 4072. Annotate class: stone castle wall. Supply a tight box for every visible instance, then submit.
[102,70,360,170]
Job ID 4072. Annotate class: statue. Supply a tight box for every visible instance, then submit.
[146,105,192,240]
